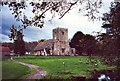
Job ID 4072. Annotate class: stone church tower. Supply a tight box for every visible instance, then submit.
[53,27,70,55]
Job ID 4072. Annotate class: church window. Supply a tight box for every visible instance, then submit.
[62,31,64,35]
[61,48,65,53]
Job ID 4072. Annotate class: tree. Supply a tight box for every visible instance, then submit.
[1,0,107,56]
[70,31,96,55]
[1,0,103,28]
[8,25,25,56]
[101,2,120,68]
[70,31,85,55]
[83,34,96,56]
[1,0,104,55]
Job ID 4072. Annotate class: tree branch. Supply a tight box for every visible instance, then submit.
[59,0,78,19]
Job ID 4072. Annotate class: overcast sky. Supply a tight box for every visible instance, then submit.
[1,0,113,42]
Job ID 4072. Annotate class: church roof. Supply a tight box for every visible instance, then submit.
[34,39,54,51]
[0,46,10,55]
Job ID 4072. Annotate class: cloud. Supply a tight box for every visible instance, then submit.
[42,7,106,39]
[1,0,112,42]
[0,34,11,42]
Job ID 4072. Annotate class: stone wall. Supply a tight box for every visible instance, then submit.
[53,28,70,55]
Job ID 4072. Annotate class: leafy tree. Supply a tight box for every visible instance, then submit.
[83,34,96,56]
[100,2,120,68]
[8,25,25,56]
[70,31,85,55]
[70,31,96,55]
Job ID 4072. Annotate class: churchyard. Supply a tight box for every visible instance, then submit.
[2,56,116,79]
[2,60,30,79]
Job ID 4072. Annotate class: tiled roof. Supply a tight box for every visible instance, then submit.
[34,39,54,51]
[0,46,10,55]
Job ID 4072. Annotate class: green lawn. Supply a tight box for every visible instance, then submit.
[2,60,30,79]
[0,61,2,79]
[13,56,116,79]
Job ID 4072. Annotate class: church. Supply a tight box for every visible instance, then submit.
[33,27,76,56]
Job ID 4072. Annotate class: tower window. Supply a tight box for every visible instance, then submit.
[61,48,65,53]
[62,31,64,35]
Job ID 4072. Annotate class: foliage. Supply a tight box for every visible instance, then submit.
[1,0,104,55]
[14,40,25,55]
[1,42,14,50]
[99,2,120,68]
[70,31,97,55]
[94,2,120,68]
[2,60,30,79]
[38,39,46,42]
[1,0,103,28]
[69,31,84,54]
[9,25,25,55]
[13,56,116,79]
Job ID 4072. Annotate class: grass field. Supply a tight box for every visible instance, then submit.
[2,60,30,79]
[13,56,116,79]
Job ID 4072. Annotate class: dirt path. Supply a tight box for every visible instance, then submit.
[13,60,47,79]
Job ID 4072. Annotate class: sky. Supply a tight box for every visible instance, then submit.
[1,0,113,42]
